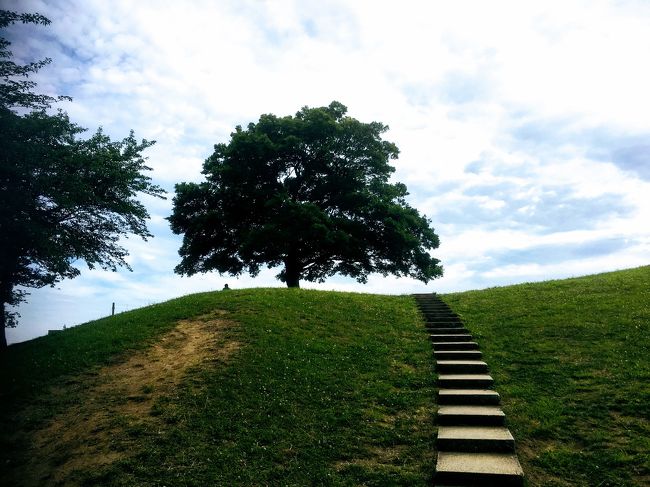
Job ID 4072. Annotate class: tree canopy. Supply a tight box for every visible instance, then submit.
[169,101,442,288]
[0,10,165,347]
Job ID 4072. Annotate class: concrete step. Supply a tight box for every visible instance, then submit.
[426,326,471,335]
[430,334,473,342]
[426,321,464,326]
[437,405,505,426]
[438,389,500,405]
[426,322,464,328]
[438,374,494,389]
[432,341,479,351]
[436,360,488,374]
[424,318,462,323]
[435,350,482,360]
[435,452,524,486]
[422,315,460,320]
[428,327,469,334]
[437,426,515,452]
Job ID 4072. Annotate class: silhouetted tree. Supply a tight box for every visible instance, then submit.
[0,10,165,348]
[169,102,442,288]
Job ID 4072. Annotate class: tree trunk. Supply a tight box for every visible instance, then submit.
[0,302,7,349]
[284,252,301,288]
[285,273,300,288]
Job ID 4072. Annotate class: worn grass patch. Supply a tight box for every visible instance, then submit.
[1,288,436,486]
[3,313,239,486]
[442,265,650,487]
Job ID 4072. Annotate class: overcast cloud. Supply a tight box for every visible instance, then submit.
[3,0,649,344]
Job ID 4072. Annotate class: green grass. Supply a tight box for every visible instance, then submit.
[3,266,649,486]
[1,289,436,486]
[443,265,650,487]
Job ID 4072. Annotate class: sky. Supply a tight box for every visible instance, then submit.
[3,0,649,344]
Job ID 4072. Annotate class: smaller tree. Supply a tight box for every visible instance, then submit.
[0,11,165,348]
[169,102,442,288]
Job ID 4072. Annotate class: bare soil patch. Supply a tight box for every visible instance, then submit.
[19,313,239,486]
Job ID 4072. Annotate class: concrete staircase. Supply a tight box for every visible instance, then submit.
[413,293,524,487]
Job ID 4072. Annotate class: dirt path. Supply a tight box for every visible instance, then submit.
[19,313,240,486]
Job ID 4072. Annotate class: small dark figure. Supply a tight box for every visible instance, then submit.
[223,283,230,290]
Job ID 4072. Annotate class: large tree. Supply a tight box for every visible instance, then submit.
[0,11,165,348]
[169,102,442,288]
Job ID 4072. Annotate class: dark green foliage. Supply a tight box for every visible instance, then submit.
[0,10,164,346]
[0,110,163,294]
[169,102,442,288]
[443,265,650,487]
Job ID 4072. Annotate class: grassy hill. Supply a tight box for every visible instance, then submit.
[0,290,436,486]
[445,265,650,486]
[1,266,648,486]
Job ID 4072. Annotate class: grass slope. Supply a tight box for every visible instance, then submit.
[1,289,436,486]
[443,265,650,487]
[3,267,648,486]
